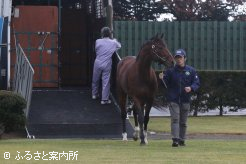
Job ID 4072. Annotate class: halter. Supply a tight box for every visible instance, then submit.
[151,42,168,63]
[152,42,170,89]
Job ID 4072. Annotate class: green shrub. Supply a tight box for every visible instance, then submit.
[0,90,26,133]
[194,71,246,116]
[156,70,246,116]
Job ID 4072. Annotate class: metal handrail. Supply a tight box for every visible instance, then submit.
[0,43,7,47]
[13,44,34,117]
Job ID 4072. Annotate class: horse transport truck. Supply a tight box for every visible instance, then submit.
[1,0,132,139]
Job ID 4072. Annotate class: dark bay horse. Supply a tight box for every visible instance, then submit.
[116,34,174,145]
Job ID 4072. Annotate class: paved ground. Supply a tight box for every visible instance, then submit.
[2,130,246,140]
[149,107,246,117]
[147,132,246,140]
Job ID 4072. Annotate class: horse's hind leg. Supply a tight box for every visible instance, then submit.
[118,90,128,141]
[138,108,146,145]
[132,104,139,141]
[144,102,152,131]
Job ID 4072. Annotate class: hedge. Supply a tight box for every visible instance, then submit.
[157,71,246,116]
[0,90,26,134]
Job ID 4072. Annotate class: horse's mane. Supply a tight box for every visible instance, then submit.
[136,40,150,60]
[136,35,167,61]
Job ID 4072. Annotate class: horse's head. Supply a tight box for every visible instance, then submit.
[150,34,175,68]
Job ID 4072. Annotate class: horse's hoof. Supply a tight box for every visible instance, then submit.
[140,141,147,146]
[133,128,139,141]
[122,138,128,141]
[144,138,148,144]
[133,136,138,141]
[133,132,139,141]
[122,132,128,141]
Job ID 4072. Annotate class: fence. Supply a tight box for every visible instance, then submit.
[13,44,34,117]
[113,21,246,71]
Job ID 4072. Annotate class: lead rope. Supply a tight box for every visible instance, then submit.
[159,68,176,116]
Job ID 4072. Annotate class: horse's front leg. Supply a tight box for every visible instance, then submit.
[137,105,146,145]
[143,103,152,144]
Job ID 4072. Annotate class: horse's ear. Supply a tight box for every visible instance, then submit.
[160,33,164,39]
[155,33,159,38]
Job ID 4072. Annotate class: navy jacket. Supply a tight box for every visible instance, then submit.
[163,65,200,104]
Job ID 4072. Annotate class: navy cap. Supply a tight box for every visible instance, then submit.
[174,49,186,57]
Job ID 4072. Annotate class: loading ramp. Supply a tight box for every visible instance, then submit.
[27,88,134,139]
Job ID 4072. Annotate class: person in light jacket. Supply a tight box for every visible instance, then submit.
[92,27,121,105]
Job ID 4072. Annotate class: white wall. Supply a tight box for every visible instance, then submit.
[0,0,12,18]
[0,0,12,89]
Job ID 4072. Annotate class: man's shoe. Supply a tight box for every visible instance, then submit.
[179,140,186,146]
[172,138,179,147]
[172,142,179,147]
[101,100,111,105]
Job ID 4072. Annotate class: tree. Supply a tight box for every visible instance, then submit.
[158,0,245,21]
[231,2,246,21]
[113,0,246,21]
[113,0,163,21]
[113,0,132,20]
[129,0,159,21]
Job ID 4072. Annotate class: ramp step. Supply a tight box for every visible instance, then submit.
[27,123,130,139]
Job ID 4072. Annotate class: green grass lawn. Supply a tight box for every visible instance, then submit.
[0,139,246,164]
[136,116,246,134]
[0,116,246,163]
